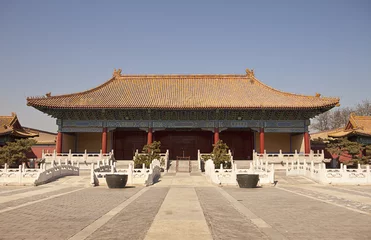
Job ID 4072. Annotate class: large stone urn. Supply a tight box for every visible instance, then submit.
[236,174,259,188]
[105,174,128,188]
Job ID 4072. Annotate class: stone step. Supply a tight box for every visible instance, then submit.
[167,161,177,173]
[177,160,190,172]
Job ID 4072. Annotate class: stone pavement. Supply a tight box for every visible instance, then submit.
[0,173,370,240]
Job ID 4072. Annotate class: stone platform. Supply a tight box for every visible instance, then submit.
[0,173,370,239]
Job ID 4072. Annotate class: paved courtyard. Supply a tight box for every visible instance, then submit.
[0,172,370,240]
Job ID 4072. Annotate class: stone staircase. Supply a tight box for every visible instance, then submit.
[167,160,201,173]
[190,160,200,172]
[176,160,191,172]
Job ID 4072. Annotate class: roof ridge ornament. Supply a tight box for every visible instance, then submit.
[113,68,122,78]
[246,68,254,77]
[246,68,255,83]
[315,93,321,97]
[46,92,51,97]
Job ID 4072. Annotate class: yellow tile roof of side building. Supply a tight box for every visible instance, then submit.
[0,113,38,137]
[27,68,340,110]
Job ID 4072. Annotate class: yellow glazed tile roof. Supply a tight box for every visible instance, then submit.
[328,114,371,138]
[310,128,344,140]
[0,113,38,137]
[27,69,340,110]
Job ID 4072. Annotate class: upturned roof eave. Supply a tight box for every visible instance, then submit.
[28,104,338,111]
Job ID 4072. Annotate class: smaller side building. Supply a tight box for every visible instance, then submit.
[328,114,371,144]
[0,113,38,146]
[24,127,56,159]
[311,113,371,163]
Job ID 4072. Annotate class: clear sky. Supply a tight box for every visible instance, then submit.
[0,0,370,132]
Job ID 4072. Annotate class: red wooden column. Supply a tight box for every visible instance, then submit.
[304,131,310,154]
[102,127,107,154]
[259,128,265,154]
[147,128,153,145]
[214,128,219,144]
[56,132,63,153]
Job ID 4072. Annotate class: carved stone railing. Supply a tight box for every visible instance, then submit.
[286,159,371,184]
[42,149,114,168]
[34,164,79,186]
[204,159,275,185]
[0,162,79,186]
[253,149,324,164]
[91,159,161,186]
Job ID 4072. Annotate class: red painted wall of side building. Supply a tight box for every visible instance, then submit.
[27,145,55,159]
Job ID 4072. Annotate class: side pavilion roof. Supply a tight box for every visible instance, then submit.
[329,114,371,138]
[0,113,38,138]
[27,69,339,111]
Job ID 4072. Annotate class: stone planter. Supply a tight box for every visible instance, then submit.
[236,174,259,188]
[105,174,128,188]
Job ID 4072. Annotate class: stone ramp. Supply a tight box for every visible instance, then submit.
[47,170,92,187]
[275,171,317,185]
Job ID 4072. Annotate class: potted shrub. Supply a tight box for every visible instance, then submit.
[134,141,162,168]
[203,140,231,169]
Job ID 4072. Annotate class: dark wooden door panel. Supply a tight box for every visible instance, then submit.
[220,131,254,160]
[154,130,212,159]
[113,130,147,160]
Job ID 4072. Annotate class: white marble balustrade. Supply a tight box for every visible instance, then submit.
[204,158,275,185]
[0,162,79,186]
[253,149,325,164]
[42,149,113,169]
[286,159,371,184]
[91,159,161,187]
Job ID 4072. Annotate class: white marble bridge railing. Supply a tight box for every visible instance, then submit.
[91,159,161,186]
[253,149,325,163]
[286,159,371,184]
[0,162,79,186]
[42,149,114,168]
[204,159,275,185]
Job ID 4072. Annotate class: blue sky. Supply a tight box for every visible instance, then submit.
[0,0,370,132]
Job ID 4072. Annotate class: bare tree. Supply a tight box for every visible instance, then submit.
[330,107,352,129]
[355,99,371,116]
[311,111,332,131]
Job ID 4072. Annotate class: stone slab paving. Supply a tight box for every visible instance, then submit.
[145,173,212,240]
[0,187,143,240]
[0,186,80,210]
[223,186,371,239]
[279,185,371,215]
[336,185,371,194]
[316,185,371,198]
[0,185,48,196]
[196,187,268,240]
[86,187,169,240]
[1,173,371,240]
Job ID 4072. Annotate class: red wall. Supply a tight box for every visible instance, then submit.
[27,145,56,159]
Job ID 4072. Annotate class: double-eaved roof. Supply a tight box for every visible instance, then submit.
[27,68,339,110]
[0,113,38,138]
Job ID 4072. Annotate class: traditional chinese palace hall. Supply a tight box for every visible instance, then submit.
[27,69,339,160]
